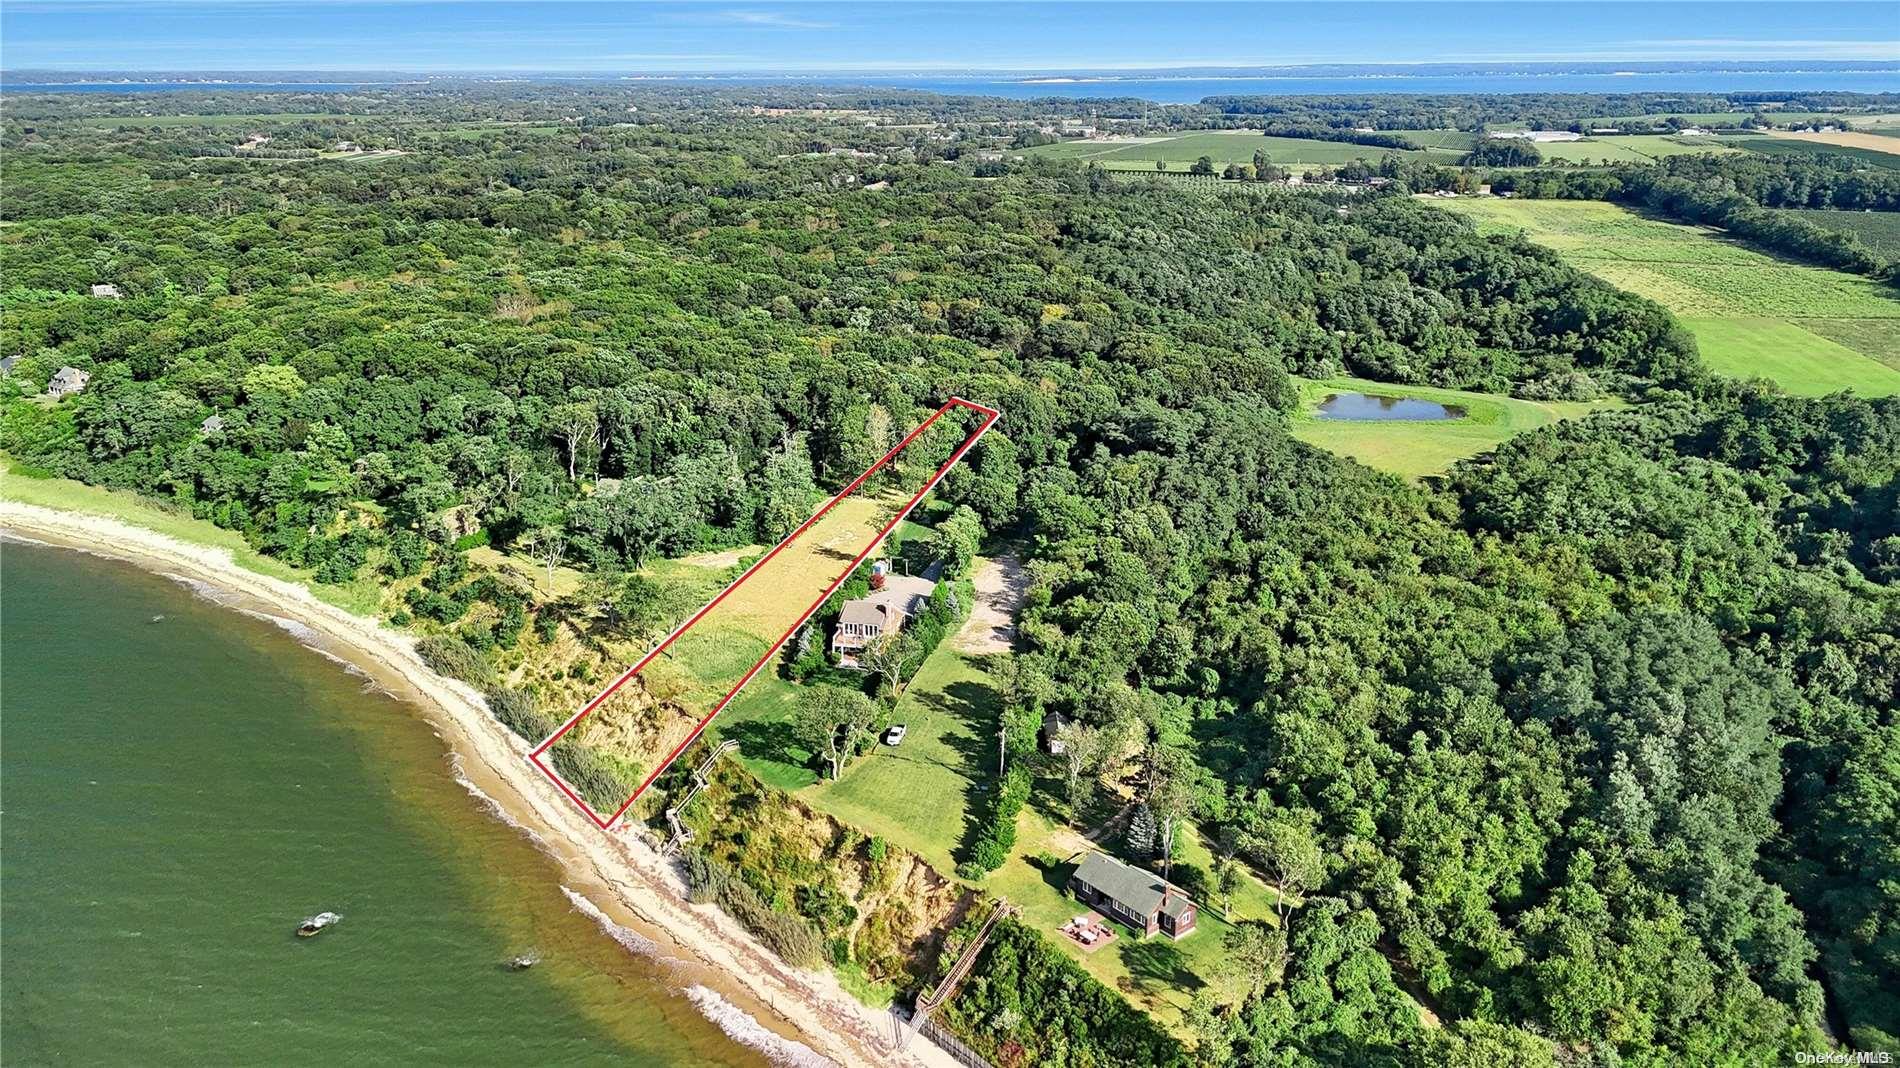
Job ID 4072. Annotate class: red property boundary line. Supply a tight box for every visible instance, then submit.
[528,397,1001,830]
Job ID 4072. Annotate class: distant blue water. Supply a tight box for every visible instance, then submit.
[762,71,1900,101]
[4,82,375,93]
[8,70,1900,103]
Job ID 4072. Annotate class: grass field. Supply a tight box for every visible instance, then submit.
[1021,130,1461,171]
[1438,198,1900,396]
[1395,129,1479,152]
[1288,377,1611,479]
[572,491,898,776]
[1524,134,1740,165]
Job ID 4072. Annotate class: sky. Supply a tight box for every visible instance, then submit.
[3,1,1897,74]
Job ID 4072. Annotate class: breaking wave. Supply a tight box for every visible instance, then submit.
[684,985,836,1068]
[560,885,664,959]
[451,756,547,848]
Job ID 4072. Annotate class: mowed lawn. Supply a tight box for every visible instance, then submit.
[1289,376,1613,479]
[800,651,1002,875]
[1437,198,1900,397]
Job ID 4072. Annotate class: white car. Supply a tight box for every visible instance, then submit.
[882,724,908,746]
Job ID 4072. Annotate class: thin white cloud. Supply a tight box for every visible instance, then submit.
[697,10,837,30]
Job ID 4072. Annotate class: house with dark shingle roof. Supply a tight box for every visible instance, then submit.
[1068,851,1197,939]
[831,563,936,668]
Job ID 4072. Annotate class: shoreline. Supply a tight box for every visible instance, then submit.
[0,500,954,1068]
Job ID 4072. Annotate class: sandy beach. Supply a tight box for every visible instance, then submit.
[0,499,958,1068]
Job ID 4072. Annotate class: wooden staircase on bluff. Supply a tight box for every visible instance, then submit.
[888,899,1018,1055]
[661,739,739,856]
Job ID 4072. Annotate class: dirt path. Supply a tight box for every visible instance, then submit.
[953,551,1026,653]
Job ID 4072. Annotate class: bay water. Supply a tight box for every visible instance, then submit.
[0,538,773,1066]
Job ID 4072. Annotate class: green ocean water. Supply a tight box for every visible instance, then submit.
[0,539,775,1067]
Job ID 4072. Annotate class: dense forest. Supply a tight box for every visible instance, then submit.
[3,87,1896,1064]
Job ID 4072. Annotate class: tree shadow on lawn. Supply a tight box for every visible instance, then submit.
[1119,937,1205,998]
[722,717,816,786]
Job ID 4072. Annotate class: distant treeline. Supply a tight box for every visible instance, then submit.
[1205,90,1900,131]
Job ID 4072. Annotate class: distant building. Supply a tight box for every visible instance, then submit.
[1068,852,1197,939]
[1488,129,1583,143]
[0,355,18,377]
[333,140,361,153]
[831,565,935,668]
[200,414,225,435]
[90,283,121,299]
[47,366,90,397]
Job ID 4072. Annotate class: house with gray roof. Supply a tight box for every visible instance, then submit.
[831,562,936,668]
[47,366,90,397]
[1068,851,1197,939]
[90,283,121,299]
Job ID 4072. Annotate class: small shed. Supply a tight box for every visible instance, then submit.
[200,414,225,435]
[1040,710,1069,755]
[90,283,122,299]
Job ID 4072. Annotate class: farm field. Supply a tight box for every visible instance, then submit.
[1777,208,1900,257]
[1021,130,1460,171]
[1288,376,1612,479]
[1524,133,1741,165]
[1733,135,1900,169]
[1760,128,1900,159]
[1438,198,1900,396]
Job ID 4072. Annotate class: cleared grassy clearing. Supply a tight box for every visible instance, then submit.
[1395,129,1479,152]
[1023,130,1457,170]
[1288,377,1610,479]
[798,651,999,876]
[1438,198,1900,395]
[986,807,1259,1032]
[570,492,897,777]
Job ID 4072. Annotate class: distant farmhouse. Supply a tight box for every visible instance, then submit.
[46,366,90,397]
[90,283,121,299]
[831,561,935,668]
[1069,852,1197,939]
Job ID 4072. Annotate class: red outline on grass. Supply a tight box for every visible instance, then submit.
[527,397,1001,830]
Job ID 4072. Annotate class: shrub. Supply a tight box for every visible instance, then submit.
[960,763,1032,874]
[547,740,634,814]
[682,851,826,968]
[414,634,493,687]
[485,686,551,742]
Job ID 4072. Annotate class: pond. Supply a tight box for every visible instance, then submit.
[1315,391,1466,421]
